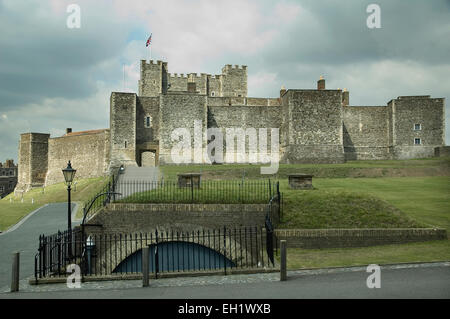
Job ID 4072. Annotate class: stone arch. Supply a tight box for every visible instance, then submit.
[86,226,266,275]
[112,241,235,273]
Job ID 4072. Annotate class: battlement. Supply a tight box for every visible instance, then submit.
[168,73,208,79]
[0,159,16,168]
[141,59,164,66]
[169,73,187,78]
[222,64,247,73]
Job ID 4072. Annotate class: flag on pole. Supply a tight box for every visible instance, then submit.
[146,33,152,47]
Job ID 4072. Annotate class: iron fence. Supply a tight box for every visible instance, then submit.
[81,168,120,224]
[114,179,277,204]
[34,226,275,281]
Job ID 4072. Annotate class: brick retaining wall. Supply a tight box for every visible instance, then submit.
[87,203,278,234]
[274,228,447,249]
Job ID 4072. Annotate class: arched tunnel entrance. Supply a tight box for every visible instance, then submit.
[140,150,157,167]
[113,241,235,273]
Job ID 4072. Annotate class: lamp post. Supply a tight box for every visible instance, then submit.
[62,161,76,257]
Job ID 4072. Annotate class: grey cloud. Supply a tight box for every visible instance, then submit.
[261,0,450,66]
[0,1,132,109]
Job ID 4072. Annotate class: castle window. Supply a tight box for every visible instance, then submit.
[414,138,421,145]
[0,186,4,192]
[124,141,127,149]
[211,91,215,97]
[414,123,421,131]
[145,115,152,128]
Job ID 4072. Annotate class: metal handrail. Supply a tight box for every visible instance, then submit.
[81,191,122,226]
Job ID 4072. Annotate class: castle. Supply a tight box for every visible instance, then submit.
[0,160,18,198]
[15,59,445,191]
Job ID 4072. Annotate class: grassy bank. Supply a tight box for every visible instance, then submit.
[309,176,450,232]
[278,187,423,229]
[0,176,109,231]
[276,176,450,269]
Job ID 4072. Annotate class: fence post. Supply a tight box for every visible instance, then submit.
[142,247,149,287]
[280,240,287,281]
[191,175,194,203]
[11,252,20,292]
[155,230,159,279]
[223,226,227,275]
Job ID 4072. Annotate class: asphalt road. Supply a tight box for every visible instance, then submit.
[1,263,449,299]
[0,203,77,288]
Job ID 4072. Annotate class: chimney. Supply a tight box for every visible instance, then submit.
[317,76,325,90]
[66,128,72,135]
[280,85,287,97]
[342,88,349,106]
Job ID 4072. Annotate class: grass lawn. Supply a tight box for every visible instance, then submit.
[276,240,450,269]
[0,176,109,232]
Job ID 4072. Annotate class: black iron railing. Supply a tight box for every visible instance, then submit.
[114,179,277,204]
[265,181,281,265]
[81,168,120,225]
[34,226,275,281]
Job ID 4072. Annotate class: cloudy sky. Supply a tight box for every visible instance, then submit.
[0,0,449,162]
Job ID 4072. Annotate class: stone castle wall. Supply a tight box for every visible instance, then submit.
[45,130,110,186]
[136,97,160,145]
[16,133,50,191]
[158,93,208,165]
[390,96,445,159]
[280,90,345,164]
[343,106,389,160]
[208,104,282,163]
[110,92,137,168]
[220,65,247,97]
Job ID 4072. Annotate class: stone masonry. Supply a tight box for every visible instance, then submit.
[15,59,446,190]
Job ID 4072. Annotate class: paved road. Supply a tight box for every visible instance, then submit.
[115,166,160,201]
[0,203,77,288]
[1,263,449,299]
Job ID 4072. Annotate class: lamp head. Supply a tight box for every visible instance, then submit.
[62,161,76,186]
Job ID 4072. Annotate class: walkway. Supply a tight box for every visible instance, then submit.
[115,166,160,200]
[0,203,76,288]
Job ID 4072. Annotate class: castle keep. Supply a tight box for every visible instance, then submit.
[15,59,445,191]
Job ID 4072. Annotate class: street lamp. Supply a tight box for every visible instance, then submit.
[62,161,76,235]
